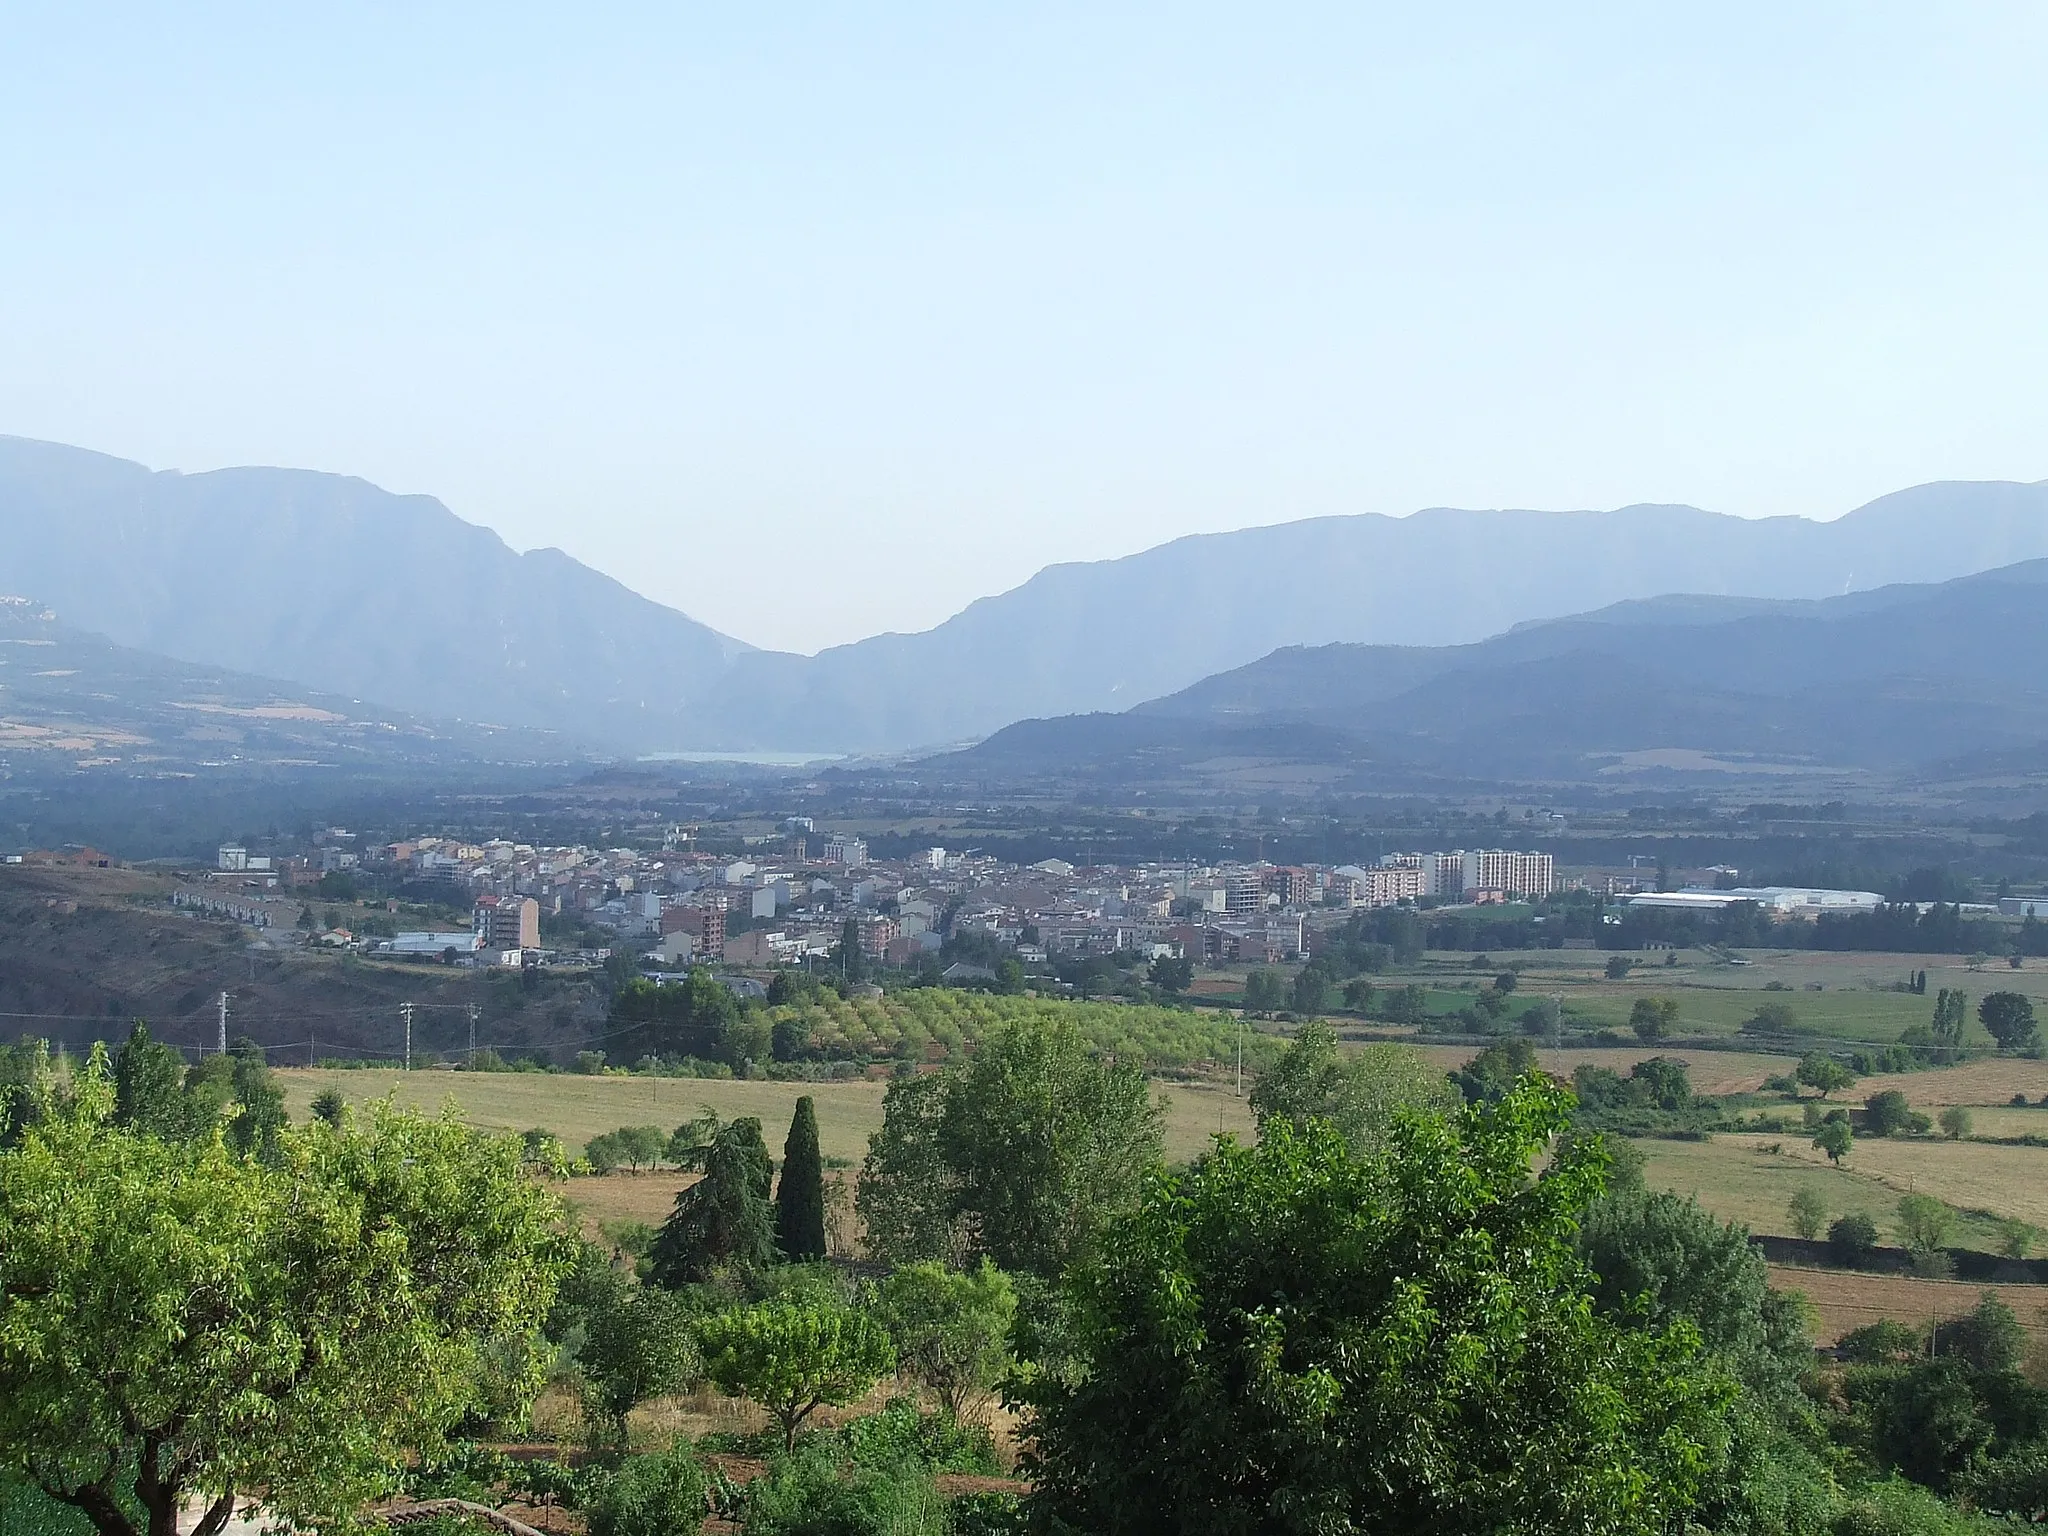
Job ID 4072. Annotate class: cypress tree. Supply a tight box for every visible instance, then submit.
[775,1095,828,1262]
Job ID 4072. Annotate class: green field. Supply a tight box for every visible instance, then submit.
[1636,1135,2021,1251]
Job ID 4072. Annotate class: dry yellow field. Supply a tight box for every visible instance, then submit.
[1768,1264,2048,1355]
[279,1064,1256,1171]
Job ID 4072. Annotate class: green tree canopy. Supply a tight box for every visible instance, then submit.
[1248,1022,1459,1158]
[1813,1118,1854,1164]
[1017,1080,1733,1535]
[854,1073,965,1266]
[699,1297,895,1453]
[872,1259,1018,1422]
[1864,1089,1913,1138]
[0,1057,569,1536]
[1794,1050,1854,1098]
[1979,991,2040,1050]
[574,1264,700,1447]
[1629,995,1679,1042]
[648,1115,774,1286]
[1579,1185,1810,1397]
[858,1019,1163,1276]
[774,1096,827,1263]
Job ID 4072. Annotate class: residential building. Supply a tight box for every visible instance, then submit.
[473,895,541,951]
[823,836,869,868]
[662,904,726,960]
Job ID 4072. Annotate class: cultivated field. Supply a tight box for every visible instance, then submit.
[1768,1264,2048,1354]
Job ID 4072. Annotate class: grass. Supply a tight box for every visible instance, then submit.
[281,1064,1257,1164]
[1635,1133,2033,1250]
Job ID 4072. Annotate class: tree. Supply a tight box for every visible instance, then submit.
[1997,1216,2037,1260]
[223,1043,287,1158]
[1930,1292,2027,1373]
[1828,1211,1879,1265]
[1813,1118,1853,1164]
[1452,1036,1537,1103]
[1629,995,1679,1042]
[774,1097,827,1263]
[699,1298,895,1453]
[585,1130,626,1175]
[1939,1105,1973,1140]
[1788,1188,1827,1240]
[0,1061,568,1536]
[1743,1001,1798,1038]
[310,1088,346,1127]
[1863,1089,1913,1138]
[648,1116,774,1286]
[1249,1021,1460,1158]
[1604,955,1633,979]
[1929,988,1970,1061]
[1147,955,1193,995]
[111,1022,188,1137]
[575,1270,699,1447]
[1288,966,1327,1016]
[832,917,867,984]
[856,1073,965,1266]
[1241,967,1286,1013]
[1579,1186,1810,1395]
[937,1018,1162,1276]
[609,972,741,1064]
[1980,991,2039,1050]
[1016,1080,1733,1535]
[1794,1050,1853,1099]
[872,1259,1017,1422]
[1898,1192,1955,1256]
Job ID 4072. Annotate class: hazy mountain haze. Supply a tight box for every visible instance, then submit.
[6,434,2048,755]
[4,9,2048,650]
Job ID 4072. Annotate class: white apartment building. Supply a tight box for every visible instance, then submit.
[823,836,869,869]
[1379,849,1555,901]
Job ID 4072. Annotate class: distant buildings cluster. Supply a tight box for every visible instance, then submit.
[183,825,1570,972]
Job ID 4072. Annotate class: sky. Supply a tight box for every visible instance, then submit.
[3,4,2047,654]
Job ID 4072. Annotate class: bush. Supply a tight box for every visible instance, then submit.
[1788,1189,1827,1241]
[738,1442,948,1536]
[1828,1212,1880,1267]
[1862,1091,1912,1138]
[836,1398,1001,1476]
[586,1439,709,1536]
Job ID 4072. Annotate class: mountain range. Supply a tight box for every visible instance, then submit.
[0,592,573,779]
[5,434,2048,756]
[937,561,2048,790]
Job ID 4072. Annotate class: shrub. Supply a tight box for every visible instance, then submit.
[737,1442,947,1536]
[1828,1212,1879,1267]
[1862,1091,1912,1138]
[1938,1106,1972,1140]
[585,1439,708,1536]
[1787,1189,1826,1241]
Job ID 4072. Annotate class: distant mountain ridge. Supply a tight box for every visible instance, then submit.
[939,560,2048,789]
[0,591,574,775]
[0,437,749,752]
[5,434,2048,753]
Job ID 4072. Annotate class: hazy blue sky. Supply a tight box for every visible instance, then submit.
[3,4,2046,653]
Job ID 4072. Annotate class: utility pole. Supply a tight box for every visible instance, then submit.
[401,1001,414,1071]
[1235,1010,1244,1097]
[217,991,230,1057]
[467,1004,479,1070]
